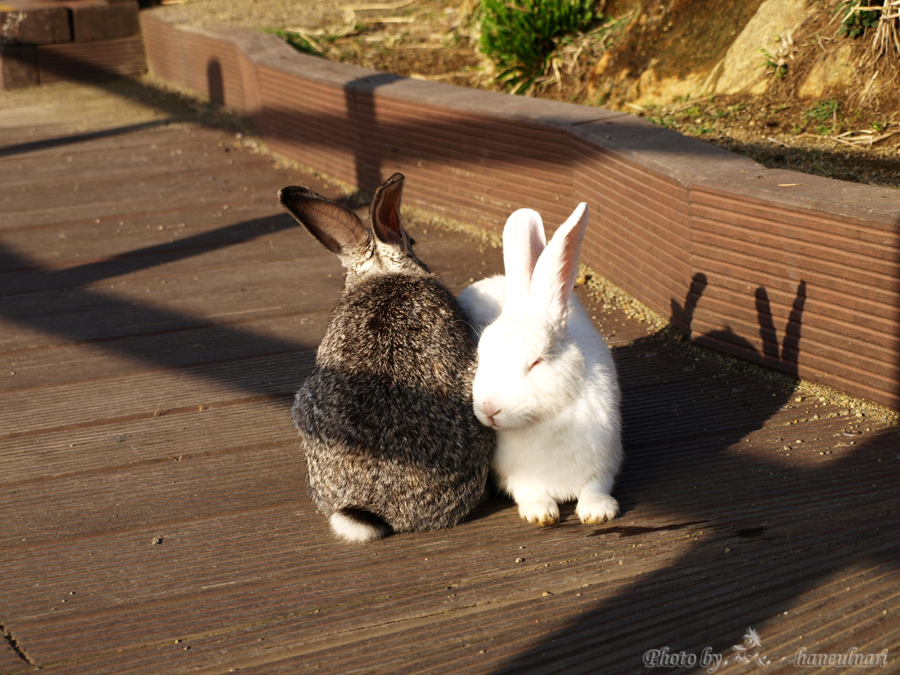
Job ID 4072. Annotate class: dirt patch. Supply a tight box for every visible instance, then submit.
[595,0,765,82]
[631,92,900,188]
[340,40,481,88]
[629,2,900,190]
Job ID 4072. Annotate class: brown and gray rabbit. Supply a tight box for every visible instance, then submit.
[279,173,494,543]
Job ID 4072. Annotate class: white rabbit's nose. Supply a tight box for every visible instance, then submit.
[478,400,502,428]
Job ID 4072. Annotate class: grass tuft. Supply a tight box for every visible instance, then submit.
[479,0,598,94]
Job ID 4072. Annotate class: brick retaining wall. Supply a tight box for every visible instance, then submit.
[0,0,145,88]
[139,11,900,411]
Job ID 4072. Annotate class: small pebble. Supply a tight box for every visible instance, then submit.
[515,557,524,563]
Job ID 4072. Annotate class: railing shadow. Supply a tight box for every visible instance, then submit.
[0,203,365,409]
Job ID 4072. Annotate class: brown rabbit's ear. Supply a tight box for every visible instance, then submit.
[369,173,407,248]
[278,186,368,255]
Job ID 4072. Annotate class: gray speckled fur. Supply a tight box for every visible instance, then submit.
[280,174,493,535]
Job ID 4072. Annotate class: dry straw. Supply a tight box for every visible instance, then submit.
[871,0,900,58]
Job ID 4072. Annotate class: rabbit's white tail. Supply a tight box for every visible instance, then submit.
[330,508,391,543]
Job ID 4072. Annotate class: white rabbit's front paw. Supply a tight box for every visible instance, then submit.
[517,499,560,526]
[576,494,619,524]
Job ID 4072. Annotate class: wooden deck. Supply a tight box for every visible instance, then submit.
[1,80,899,675]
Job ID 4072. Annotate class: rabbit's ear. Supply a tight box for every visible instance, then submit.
[279,186,368,255]
[370,173,408,248]
[530,202,589,328]
[502,208,546,308]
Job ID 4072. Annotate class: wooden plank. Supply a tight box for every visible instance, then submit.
[0,641,27,674]
[2,443,307,547]
[0,204,287,260]
[0,210,499,294]
[0,121,202,158]
[0,259,344,351]
[0,500,696,663]
[0,128,269,184]
[0,350,313,439]
[0,134,270,188]
[0,312,330,391]
[0,218,323,294]
[0,163,278,226]
[5,469,899,673]
[1,400,295,480]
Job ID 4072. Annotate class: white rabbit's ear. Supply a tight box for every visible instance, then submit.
[530,202,589,328]
[279,186,368,255]
[502,208,547,308]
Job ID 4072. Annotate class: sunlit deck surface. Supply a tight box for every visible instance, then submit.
[1,80,898,675]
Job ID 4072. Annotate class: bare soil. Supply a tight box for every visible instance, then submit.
[154,0,900,190]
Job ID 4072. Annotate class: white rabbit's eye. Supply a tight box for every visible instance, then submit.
[529,357,544,371]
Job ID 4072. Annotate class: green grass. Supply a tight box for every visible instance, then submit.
[266,29,323,56]
[839,0,883,38]
[479,0,598,94]
[803,99,843,135]
[266,27,360,57]
[684,105,703,118]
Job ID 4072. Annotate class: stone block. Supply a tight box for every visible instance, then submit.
[0,6,71,45]
[0,43,38,87]
[37,34,144,82]
[69,0,139,42]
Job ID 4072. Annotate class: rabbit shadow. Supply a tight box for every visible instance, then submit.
[488,273,900,672]
[469,272,806,526]
[612,272,807,515]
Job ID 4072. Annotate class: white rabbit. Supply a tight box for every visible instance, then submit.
[457,203,622,526]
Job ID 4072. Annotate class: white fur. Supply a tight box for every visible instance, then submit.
[458,274,506,341]
[458,204,623,526]
[329,512,386,543]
